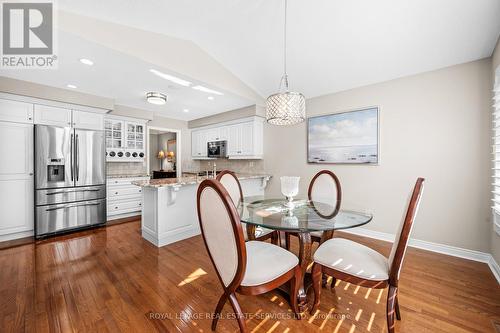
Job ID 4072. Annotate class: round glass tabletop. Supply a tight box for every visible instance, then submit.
[239,197,372,232]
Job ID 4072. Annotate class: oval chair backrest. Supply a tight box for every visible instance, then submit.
[388,178,425,286]
[197,179,246,288]
[308,170,342,218]
[217,170,244,207]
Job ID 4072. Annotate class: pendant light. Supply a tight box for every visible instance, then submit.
[266,0,305,126]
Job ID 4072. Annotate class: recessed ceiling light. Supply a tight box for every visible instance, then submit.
[149,69,191,87]
[146,92,167,105]
[67,84,77,89]
[79,58,94,66]
[192,85,223,95]
[207,96,214,100]
[183,109,189,113]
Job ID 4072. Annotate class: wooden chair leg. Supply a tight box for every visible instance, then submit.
[395,292,401,321]
[212,293,228,331]
[386,285,397,333]
[310,263,322,314]
[271,231,279,245]
[289,265,302,319]
[228,293,246,332]
[285,232,291,250]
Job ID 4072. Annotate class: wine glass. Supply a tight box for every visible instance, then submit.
[280,176,300,209]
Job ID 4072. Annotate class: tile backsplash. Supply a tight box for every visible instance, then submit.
[107,162,147,176]
[195,159,264,174]
[106,159,264,177]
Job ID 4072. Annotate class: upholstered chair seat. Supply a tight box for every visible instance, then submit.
[197,179,302,332]
[310,230,323,238]
[313,238,389,281]
[310,178,425,333]
[242,241,299,286]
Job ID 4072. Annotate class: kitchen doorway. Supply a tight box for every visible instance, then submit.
[146,126,181,178]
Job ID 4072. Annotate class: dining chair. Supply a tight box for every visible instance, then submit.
[216,170,278,244]
[310,178,425,333]
[285,170,341,249]
[197,179,302,332]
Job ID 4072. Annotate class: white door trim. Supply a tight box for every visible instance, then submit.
[146,126,182,178]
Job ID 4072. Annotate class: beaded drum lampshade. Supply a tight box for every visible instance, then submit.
[265,0,305,126]
[266,91,305,126]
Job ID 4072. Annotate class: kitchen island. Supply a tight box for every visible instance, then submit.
[133,174,271,247]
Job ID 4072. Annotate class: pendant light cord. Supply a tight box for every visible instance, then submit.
[280,0,289,92]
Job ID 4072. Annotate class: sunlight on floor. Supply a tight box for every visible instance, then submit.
[177,268,207,286]
[367,312,375,331]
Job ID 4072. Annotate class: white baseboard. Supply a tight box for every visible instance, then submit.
[0,230,34,242]
[489,256,500,283]
[340,227,500,284]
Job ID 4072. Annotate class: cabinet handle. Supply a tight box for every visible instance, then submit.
[115,192,118,195]
[115,206,118,209]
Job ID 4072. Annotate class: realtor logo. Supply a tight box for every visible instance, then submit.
[1,1,57,68]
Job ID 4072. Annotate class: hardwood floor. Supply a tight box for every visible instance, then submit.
[1,220,499,332]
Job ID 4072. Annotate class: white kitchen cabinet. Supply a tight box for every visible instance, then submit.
[191,130,208,158]
[105,116,147,162]
[0,122,34,240]
[73,110,104,130]
[107,176,149,220]
[0,98,33,124]
[192,117,263,159]
[34,104,72,127]
[227,124,241,155]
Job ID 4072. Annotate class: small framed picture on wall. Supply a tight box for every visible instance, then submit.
[307,106,379,164]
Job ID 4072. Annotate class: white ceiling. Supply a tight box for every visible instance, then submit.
[56,0,500,99]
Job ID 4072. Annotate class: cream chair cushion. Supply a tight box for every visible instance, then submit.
[310,231,323,238]
[241,241,299,286]
[314,238,389,281]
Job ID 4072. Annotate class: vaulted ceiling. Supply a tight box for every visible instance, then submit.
[1,0,499,120]
[57,0,500,98]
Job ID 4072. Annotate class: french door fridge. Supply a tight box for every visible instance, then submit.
[35,125,106,237]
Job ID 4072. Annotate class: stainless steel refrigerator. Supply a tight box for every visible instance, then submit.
[35,125,106,238]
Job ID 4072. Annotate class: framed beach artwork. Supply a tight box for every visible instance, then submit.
[307,107,379,164]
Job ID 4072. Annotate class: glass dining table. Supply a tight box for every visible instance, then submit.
[239,197,373,312]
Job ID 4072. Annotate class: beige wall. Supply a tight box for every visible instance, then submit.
[264,59,492,252]
[491,37,500,263]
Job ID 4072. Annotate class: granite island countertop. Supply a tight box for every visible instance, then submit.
[107,174,150,179]
[132,173,271,188]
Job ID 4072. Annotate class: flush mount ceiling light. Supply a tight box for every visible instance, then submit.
[149,69,192,87]
[192,85,223,95]
[67,84,77,89]
[79,58,94,66]
[266,0,305,126]
[207,96,215,101]
[146,92,167,105]
[183,109,189,113]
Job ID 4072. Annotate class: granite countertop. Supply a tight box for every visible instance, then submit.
[107,174,150,179]
[132,173,272,188]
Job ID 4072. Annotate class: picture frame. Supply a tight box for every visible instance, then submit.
[307,106,380,164]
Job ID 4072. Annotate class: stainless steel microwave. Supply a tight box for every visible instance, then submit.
[207,140,227,158]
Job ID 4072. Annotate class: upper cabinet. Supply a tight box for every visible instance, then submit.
[191,117,263,160]
[34,105,104,130]
[73,110,104,130]
[0,99,33,124]
[105,116,148,162]
[34,105,72,127]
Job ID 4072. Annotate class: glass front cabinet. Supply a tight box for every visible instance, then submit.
[105,117,147,162]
